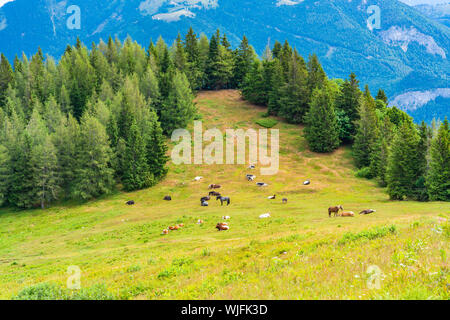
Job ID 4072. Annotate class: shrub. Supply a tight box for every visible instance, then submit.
[338,225,397,245]
[255,118,278,128]
[71,284,115,300]
[13,282,65,300]
[355,167,375,179]
[13,282,115,300]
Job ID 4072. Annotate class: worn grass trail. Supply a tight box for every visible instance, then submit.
[0,90,448,299]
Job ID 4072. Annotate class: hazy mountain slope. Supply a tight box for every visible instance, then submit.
[0,0,448,121]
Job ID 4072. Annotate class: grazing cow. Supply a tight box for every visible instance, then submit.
[259,213,271,219]
[328,205,344,217]
[246,174,256,181]
[162,229,169,235]
[282,198,288,204]
[126,200,135,205]
[194,176,203,181]
[201,196,211,203]
[197,219,204,224]
[209,184,221,189]
[216,196,231,206]
[163,196,172,201]
[303,180,311,185]
[338,211,355,217]
[268,195,276,199]
[256,182,268,187]
[360,209,376,215]
[209,191,221,197]
[216,222,229,231]
[222,216,231,220]
[201,201,209,207]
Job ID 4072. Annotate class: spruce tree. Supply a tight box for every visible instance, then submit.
[426,119,450,201]
[241,60,266,105]
[335,73,362,141]
[146,119,168,181]
[352,91,379,169]
[304,87,340,153]
[52,114,80,196]
[0,144,11,206]
[306,54,327,97]
[184,27,203,90]
[0,53,14,106]
[160,71,196,134]
[267,59,284,115]
[278,52,309,123]
[31,135,60,209]
[386,121,422,200]
[122,121,153,191]
[376,89,388,104]
[72,115,114,200]
[233,35,255,88]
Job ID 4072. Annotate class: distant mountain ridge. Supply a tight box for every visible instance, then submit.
[0,0,448,122]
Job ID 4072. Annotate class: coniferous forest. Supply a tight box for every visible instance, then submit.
[0,28,448,209]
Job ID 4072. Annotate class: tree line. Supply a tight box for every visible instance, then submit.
[240,40,449,202]
[0,28,448,208]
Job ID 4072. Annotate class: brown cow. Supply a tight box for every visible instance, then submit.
[328,205,343,217]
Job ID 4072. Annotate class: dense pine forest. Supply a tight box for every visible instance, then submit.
[0,28,448,209]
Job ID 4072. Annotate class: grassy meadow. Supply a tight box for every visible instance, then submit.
[0,90,448,300]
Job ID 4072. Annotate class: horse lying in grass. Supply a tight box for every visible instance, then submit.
[209,191,221,196]
[337,211,355,217]
[216,196,231,206]
[328,205,343,217]
[216,222,229,231]
[209,184,221,189]
[360,209,376,215]
[201,196,210,203]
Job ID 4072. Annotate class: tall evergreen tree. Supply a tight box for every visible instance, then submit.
[72,115,114,200]
[0,53,14,107]
[233,35,255,88]
[306,54,326,97]
[31,135,60,209]
[122,121,153,191]
[278,52,309,123]
[386,121,423,200]
[376,89,388,104]
[335,73,362,141]
[304,87,340,153]
[352,91,379,169]
[0,144,11,206]
[160,71,196,134]
[146,120,168,181]
[426,119,450,201]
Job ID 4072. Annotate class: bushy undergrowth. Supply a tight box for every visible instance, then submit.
[12,282,115,300]
[255,118,278,128]
[338,225,397,245]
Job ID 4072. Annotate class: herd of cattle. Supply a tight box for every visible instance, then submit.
[125,165,377,235]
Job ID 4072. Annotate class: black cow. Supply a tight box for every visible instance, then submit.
[126,200,135,205]
[164,196,172,201]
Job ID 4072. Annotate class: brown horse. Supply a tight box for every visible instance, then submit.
[209,191,221,196]
[328,205,343,217]
[209,184,221,189]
